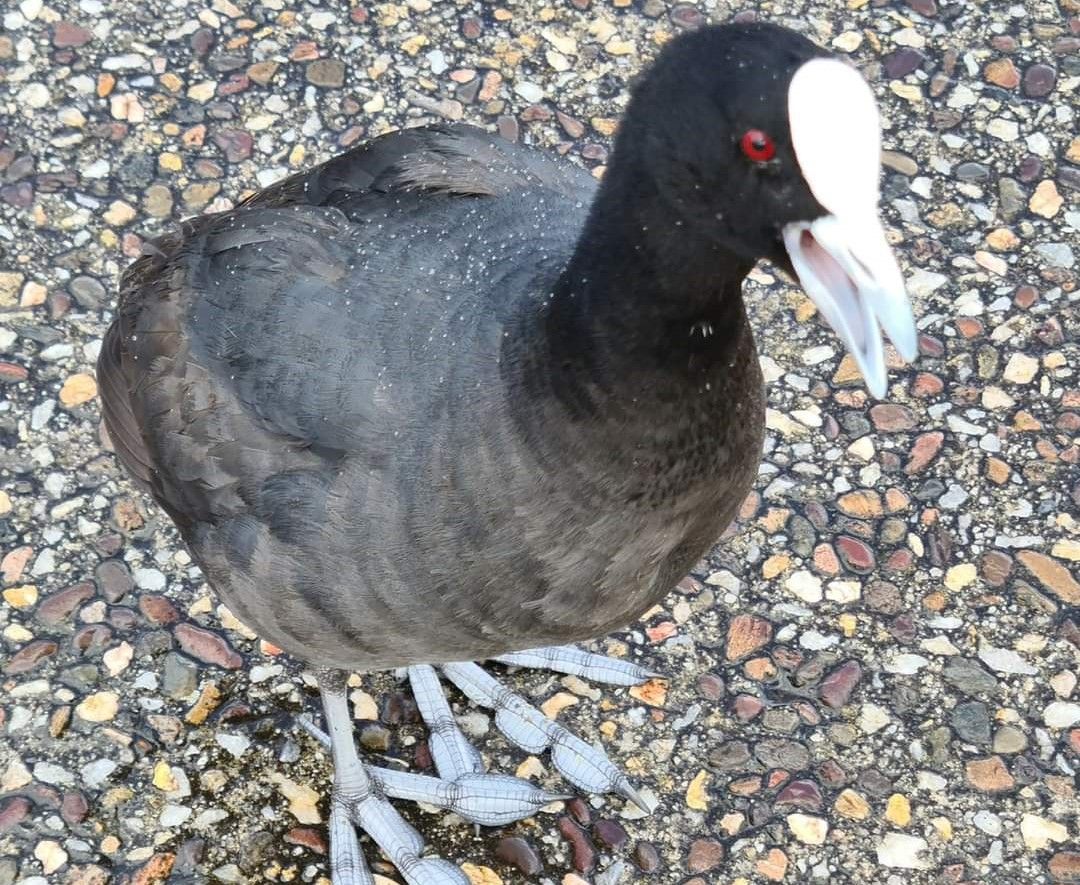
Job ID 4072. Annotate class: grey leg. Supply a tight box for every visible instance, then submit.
[440,661,647,810]
[493,644,660,686]
[316,669,468,885]
[300,671,566,833]
[405,664,571,825]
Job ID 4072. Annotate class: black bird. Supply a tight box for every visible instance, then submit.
[98,21,916,884]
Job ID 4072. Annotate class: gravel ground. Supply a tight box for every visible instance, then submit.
[2,0,1079,883]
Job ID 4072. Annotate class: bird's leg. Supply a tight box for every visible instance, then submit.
[493,644,661,686]
[438,658,650,810]
[315,668,469,885]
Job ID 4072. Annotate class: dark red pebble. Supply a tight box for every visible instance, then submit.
[558,816,597,873]
[5,639,59,674]
[593,818,629,850]
[495,835,543,875]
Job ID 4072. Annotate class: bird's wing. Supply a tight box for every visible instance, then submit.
[97,125,590,526]
[242,123,594,207]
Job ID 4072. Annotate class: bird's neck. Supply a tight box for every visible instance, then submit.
[543,155,757,389]
[501,157,764,515]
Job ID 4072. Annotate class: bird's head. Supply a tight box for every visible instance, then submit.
[617,21,917,396]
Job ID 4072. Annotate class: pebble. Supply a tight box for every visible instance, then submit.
[75,691,119,722]
[34,841,68,875]
[944,657,999,696]
[632,841,660,873]
[162,652,199,699]
[786,814,828,845]
[725,614,771,659]
[215,732,251,759]
[306,59,346,88]
[819,661,862,708]
[173,623,243,668]
[1020,814,1068,851]
[835,789,870,820]
[977,644,1037,676]
[884,794,911,827]
[877,833,929,869]
[965,756,1015,792]
[1043,702,1080,729]
[78,759,115,789]
[269,773,321,824]
[160,804,192,827]
[950,701,991,744]
[593,819,628,851]
[685,769,709,810]
[558,817,596,874]
[59,373,97,406]
[1017,552,1080,605]
[785,569,822,603]
[686,838,723,872]
[992,725,1028,754]
[0,796,31,832]
[5,640,59,676]
[495,837,542,875]
[1022,64,1056,98]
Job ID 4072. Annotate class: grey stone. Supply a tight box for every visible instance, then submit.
[992,725,1028,754]
[162,652,199,699]
[754,739,810,771]
[950,701,991,744]
[943,658,999,697]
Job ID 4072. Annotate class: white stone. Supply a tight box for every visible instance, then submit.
[917,771,947,791]
[907,268,948,297]
[160,804,192,827]
[1003,353,1038,384]
[787,813,828,845]
[877,833,930,869]
[215,733,251,758]
[34,761,74,786]
[800,630,839,650]
[79,758,116,788]
[17,82,50,108]
[973,810,1002,835]
[1,758,32,791]
[1043,701,1080,729]
[194,808,230,828]
[883,653,929,675]
[826,580,861,604]
[34,841,67,876]
[785,569,822,603]
[859,703,891,734]
[921,636,960,656]
[513,81,544,103]
[986,118,1019,142]
[892,27,925,48]
[134,567,167,591]
[801,345,835,365]
[847,437,875,461]
[977,644,1037,676]
[1020,813,1068,851]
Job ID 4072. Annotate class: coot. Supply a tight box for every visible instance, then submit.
[99,20,916,884]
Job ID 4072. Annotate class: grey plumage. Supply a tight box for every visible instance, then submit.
[98,123,763,671]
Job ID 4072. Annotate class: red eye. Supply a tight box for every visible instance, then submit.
[740,129,776,163]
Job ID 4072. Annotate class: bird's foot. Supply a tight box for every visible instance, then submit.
[308,671,535,885]
[299,715,566,829]
[411,644,656,809]
[303,646,655,884]
[325,777,465,885]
